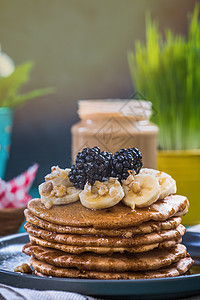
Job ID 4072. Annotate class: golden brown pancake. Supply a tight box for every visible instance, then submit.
[24,195,193,279]
[24,209,182,236]
[29,235,182,254]
[30,256,194,279]
[25,222,186,247]
[23,243,187,272]
[27,195,189,229]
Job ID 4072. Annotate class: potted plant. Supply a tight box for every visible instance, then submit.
[0,49,54,179]
[128,5,200,225]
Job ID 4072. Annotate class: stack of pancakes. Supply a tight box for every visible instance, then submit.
[23,194,193,279]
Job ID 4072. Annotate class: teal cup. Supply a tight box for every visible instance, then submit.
[0,107,13,179]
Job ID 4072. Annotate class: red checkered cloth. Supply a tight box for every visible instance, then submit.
[0,164,38,209]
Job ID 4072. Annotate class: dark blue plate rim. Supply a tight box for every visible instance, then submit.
[0,232,200,298]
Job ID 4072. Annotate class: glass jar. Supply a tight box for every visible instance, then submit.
[71,99,158,168]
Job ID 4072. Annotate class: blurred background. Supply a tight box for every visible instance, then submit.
[0,0,196,185]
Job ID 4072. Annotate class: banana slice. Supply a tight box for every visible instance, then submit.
[122,174,160,209]
[79,178,124,210]
[39,184,81,209]
[140,168,177,199]
[39,166,81,209]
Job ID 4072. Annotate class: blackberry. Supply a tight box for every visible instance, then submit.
[69,147,112,189]
[111,148,143,181]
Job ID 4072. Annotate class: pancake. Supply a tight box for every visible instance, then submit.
[25,222,186,247]
[29,235,182,254]
[23,243,187,272]
[24,209,182,237]
[30,256,194,279]
[27,195,188,229]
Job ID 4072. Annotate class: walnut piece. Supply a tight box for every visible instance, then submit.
[123,231,133,238]
[132,181,141,194]
[14,263,32,274]
[98,185,109,196]
[45,166,69,181]
[40,181,53,196]
[51,185,68,197]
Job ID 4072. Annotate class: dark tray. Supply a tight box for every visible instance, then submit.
[0,232,200,299]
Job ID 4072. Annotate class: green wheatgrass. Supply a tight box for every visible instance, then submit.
[128,5,200,150]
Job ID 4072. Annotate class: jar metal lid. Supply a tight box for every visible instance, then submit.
[78,99,152,120]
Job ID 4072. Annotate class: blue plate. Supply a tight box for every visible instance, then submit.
[0,232,200,299]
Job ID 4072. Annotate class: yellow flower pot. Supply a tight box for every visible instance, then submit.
[157,150,200,226]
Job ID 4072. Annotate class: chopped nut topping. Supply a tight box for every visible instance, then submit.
[44,166,72,187]
[14,263,32,274]
[132,181,141,194]
[45,166,69,181]
[40,181,53,196]
[98,185,109,196]
[51,185,68,197]
[123,231,132,238]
